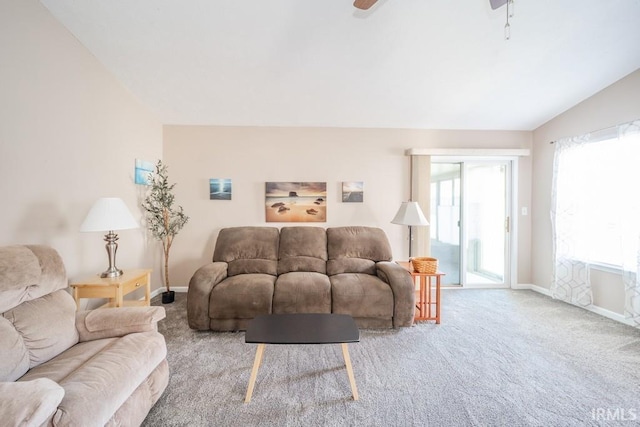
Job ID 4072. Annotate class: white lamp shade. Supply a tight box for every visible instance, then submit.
[391,201,429,226]
[80,197,139,232]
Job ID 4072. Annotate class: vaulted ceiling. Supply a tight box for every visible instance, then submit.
[40,0,640,130]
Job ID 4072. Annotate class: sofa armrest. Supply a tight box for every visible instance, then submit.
[187,262,228,330]
[0,378,64,427]
[76,306,166,342]
[376,261,415,327]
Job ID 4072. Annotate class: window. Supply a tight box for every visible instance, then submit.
[553,127,640,269]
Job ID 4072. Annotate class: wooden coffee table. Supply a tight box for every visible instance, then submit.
[244,313,360,403]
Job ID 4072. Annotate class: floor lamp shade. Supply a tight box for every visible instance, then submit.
[391,201,429,227]
[391,201,429,258]
[80,198,139,278]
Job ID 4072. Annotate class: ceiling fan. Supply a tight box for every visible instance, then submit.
[353,0,378,10]
[354,0,510,11]
[354,0,515,39]
[489,0,509,9]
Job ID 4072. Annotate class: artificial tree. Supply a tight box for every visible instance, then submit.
[142,160,189,303]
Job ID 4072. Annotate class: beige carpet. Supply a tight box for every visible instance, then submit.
[143,289,640,426]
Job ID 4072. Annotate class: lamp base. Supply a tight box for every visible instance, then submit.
[101,231,123,278]
[100,267,123,278]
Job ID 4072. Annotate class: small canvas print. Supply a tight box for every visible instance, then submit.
[210,179,232,200]
[342,181,364,202]
[265,182,326,222]
[135,159,155,185]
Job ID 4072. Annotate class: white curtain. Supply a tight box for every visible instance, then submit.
[620,121,640,325]
[551,134,593,307]
[551,120,640,326]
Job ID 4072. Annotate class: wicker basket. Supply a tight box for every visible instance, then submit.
[411,257,438,274]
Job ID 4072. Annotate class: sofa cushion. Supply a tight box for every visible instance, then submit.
[327,226,393,261]
[0,245,41,292]
[330,273,394,319]
[0,316,29,381]
[0,378,65,427]
[0,245,67,313]
[19,337,115,383]
[279,257,326,275]
[20,332,167,427]
[213,227,279,276]
[228,259,278,277]
[327,258,377,276]
[273,272,331,314]
[209,274,275,319]
[278,226,328,274]
[2,290,79,369]
[326,227,392,276]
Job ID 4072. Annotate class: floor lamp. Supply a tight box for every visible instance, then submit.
[391,201,429,259]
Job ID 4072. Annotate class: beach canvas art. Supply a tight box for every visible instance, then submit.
[210,179,232,200]
[134,159,155,185]
[342,181,364,202]
[265,182,326,222]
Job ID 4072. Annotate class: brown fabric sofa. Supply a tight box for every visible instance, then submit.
[188,226,415,331]
[0,245,168,427]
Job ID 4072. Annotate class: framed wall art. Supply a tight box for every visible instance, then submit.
[134,159,155,185]
[265,182,326,222]
[342,181,364,202]
[209,178,232,200]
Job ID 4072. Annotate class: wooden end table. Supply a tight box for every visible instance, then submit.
[70,269,151,309]
[244,313,360,403]
[398,262,444,324]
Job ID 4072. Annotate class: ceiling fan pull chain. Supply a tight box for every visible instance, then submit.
[509,0,515,18]
[504,0,511,40]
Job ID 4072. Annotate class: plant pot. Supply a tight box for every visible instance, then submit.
[162,290,175,304]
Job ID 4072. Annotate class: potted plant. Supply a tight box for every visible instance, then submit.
[142,160,189,304]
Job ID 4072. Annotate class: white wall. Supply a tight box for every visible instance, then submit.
[531,69,640,314]
[0,0,163,294]
[164,126,532,288]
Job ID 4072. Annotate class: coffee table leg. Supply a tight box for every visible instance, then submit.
[245,343,265,403]
[341,343,359,401]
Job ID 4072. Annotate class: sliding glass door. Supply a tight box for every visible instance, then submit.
[430,163,462,285]
[430,160,510,287]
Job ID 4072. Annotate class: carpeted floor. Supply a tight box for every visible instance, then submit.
[143,290,640,427]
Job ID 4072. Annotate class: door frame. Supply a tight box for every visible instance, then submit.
[431,155,518,289]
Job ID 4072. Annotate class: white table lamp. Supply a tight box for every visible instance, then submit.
[80,197,139,278]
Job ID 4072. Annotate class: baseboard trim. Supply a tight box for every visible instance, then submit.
[512,283,552,296]
[150,286,188,299]
[584,305,635,327]
[514,283,636,327]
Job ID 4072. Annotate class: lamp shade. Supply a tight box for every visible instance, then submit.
[391,201,429,226]
[80,197,139,232]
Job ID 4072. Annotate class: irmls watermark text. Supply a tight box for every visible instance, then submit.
[592,408,637,421]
